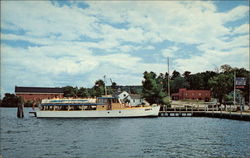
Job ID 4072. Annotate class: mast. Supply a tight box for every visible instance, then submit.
[104,75,107,95]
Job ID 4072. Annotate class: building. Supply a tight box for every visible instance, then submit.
[171,88,211,101]
[113,91,143,106]
[15,86,64,102]
[130,94,143,106]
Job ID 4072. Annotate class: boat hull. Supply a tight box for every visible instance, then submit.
[36,106,160,118]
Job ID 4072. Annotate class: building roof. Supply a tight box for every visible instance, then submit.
[112,91,128,98]
[15,86,63,93]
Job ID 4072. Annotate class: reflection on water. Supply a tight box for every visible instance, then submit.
[1,108,250,158]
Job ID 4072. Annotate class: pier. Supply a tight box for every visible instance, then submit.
[159,106,250,121]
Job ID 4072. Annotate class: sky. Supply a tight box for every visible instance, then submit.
[1,1,249,96]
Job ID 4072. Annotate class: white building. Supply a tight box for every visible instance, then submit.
[114,91,144,106]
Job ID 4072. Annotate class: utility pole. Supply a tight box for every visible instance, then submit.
[168,57,170,98]
[232,70,236,116]
[234,70,236,106]
[249,57,250,107]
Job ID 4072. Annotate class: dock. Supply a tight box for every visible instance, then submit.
[159,106,250,121]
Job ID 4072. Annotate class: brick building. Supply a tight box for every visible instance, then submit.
[171,88,211,101]
[15,86,64,102]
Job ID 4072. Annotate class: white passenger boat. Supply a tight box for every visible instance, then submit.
[36,97,160,118]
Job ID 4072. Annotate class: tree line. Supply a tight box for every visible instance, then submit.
[62,79,115,98]
[62,83,142,98]
[0,64,249,107]
[142,64,249,105]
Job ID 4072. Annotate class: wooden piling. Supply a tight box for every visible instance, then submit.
[220,105,222,117]
[17,103,24,118]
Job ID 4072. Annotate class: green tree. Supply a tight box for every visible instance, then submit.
[1,93,18,107]
[220,64,233,73]
[183,71,191,79]
[109,82,118,94]
[77,87,90,98]
[185,71,217,90]
[186,73,205,90]
[208,73,234,103]
[88,88,96,97]
[171,70,181,80]
[170,77,190,93]
[142,71,167,104]
[63,86,78,97]
[201,71,218,90]
[93,80,105,97]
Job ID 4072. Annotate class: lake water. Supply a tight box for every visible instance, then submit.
[1,108,250,158]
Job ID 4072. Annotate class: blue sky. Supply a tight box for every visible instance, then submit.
[1,1,249,96]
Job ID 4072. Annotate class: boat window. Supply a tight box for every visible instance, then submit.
[84,105,96,110]
[98,99,108,104]
[112,99,119,103]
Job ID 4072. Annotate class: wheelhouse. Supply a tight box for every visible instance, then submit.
[96,97,119,104]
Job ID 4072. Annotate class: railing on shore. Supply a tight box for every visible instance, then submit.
[159,104,250,121]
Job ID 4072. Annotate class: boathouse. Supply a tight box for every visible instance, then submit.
[171,88,211,101]
[15,86,64,101]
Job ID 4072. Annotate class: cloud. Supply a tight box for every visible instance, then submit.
[1,44,168,90]
[233,23,249,35]
[174,47,249,73]
[2,1,248,48]
[1,1,249,94]
[1,1,100,40]
[144,46,155,50]
[221,5,249,23]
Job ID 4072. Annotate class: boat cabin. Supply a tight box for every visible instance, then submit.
[39,97,127,111]
[96,97,126,110]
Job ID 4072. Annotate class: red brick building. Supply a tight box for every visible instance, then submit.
[171,88,211,101]
[15,86,64,102]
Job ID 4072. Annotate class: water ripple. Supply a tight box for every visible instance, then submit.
[1,108,250,158]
